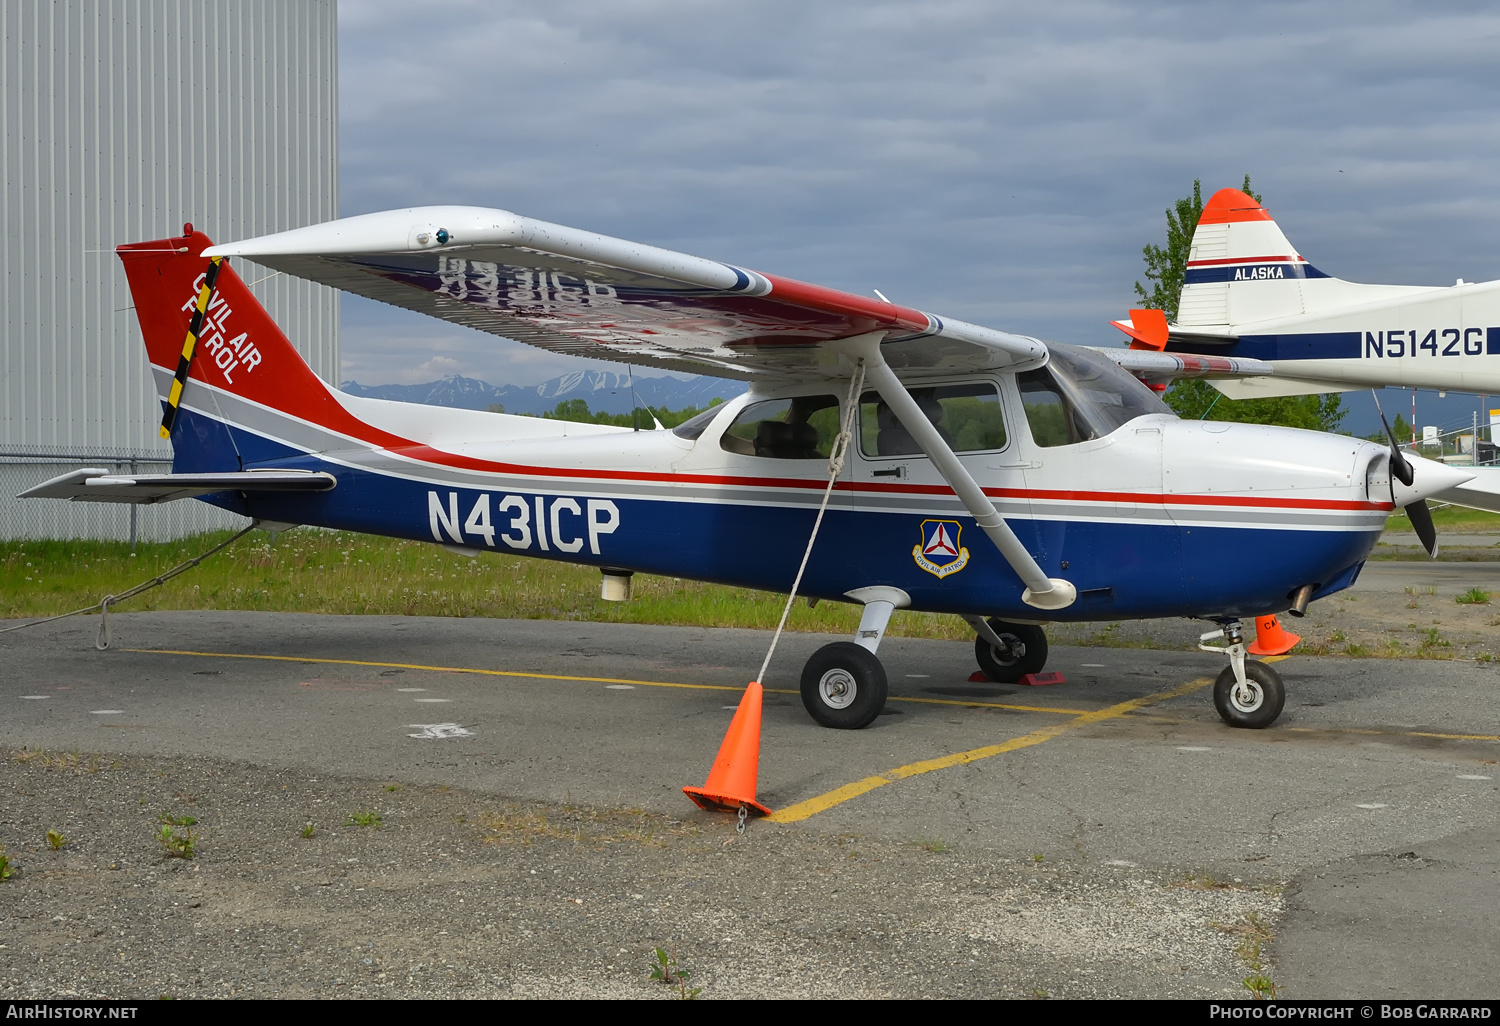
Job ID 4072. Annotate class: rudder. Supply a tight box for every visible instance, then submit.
[118,226,344,472]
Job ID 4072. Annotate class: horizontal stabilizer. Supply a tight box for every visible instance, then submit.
[1208,376,1365,400]
[20,469,337,505]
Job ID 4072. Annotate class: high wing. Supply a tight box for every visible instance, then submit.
[201,206,1046,380]
[22,469,337,505]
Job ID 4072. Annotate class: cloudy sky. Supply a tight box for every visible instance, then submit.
[337,0,1500,405]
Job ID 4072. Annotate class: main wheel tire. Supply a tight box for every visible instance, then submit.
[800,642,888,729]
[1213,660,1286,729]
[973,620,1049,683]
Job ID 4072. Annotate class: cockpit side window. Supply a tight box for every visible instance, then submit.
[1019,345,1175,447]
[1017,369,1088,448]
[719,394,841,459]
[860,382,1007,458]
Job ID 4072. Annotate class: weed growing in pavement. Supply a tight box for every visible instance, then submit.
[0,844,11,881]
[917,839,952,853]
[1420,627,1452,649]
[1456,587,1491,605]
[300,822,316,839]
[347,810,383,828]
[385,784,401,792]
[45,829,65,851]
[1174,869,1241,891]
[1031,853,1045,863]
[1213,912,1278,1000]
[159,812,197,827]
[157,824,196,859]
[649,947,701,1000]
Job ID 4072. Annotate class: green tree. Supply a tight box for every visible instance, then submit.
[1135,175,1345,433]
[539,395,728,429]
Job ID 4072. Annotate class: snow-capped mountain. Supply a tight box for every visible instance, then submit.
[339,370,745,416]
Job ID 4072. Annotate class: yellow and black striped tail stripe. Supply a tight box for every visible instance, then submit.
[159,256,224,439]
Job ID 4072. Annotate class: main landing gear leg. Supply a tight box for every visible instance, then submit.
[800,587,909,729]
[1200,620,1286,729]
[964,615,1050,683]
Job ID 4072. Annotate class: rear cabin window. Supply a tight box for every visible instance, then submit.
[719,395,841,459]
[671,404,724,440]
[858,382,1007,458]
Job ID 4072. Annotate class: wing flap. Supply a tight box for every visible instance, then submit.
[21,469,337,505]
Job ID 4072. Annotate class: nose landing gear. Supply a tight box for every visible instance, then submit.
[1201,621,1286,729]
[799,586,905,729]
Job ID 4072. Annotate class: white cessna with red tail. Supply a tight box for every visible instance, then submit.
[23,204,1470,738]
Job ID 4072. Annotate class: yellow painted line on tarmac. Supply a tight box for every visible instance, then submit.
[767,675,1217,823]
[120,648,1093,715]
[1285,726,1500,742]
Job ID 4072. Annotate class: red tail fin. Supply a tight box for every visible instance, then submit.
[117,228,337,425]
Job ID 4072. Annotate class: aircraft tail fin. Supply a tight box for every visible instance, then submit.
[117,227,344,472]
[1176,188,1327,329]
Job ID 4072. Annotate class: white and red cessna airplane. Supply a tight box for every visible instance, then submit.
[25,207,1472,731]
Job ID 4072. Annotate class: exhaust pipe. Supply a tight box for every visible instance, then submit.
[1286,583,1315,618]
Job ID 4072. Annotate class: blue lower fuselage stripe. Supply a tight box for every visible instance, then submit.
[176,408,1379,622]
[1168,332,1362,361]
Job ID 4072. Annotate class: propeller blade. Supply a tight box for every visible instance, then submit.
[1406,499,1439,558]
[1371,390,1415,486]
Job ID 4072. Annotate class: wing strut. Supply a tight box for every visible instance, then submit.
[834,333,1077,610]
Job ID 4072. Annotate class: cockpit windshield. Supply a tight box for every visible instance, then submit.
[1017,344,1174,447]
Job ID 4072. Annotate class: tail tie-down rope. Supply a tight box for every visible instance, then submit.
[0,522,260,650]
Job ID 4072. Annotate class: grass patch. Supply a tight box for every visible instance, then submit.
[0,531,975,641]
[1456,588,1492,605]
[1384,507,1500,533]
[346,810,383,828]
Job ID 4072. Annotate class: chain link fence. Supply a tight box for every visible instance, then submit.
[1,446,248,543]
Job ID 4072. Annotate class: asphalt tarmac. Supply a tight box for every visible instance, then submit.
[2,594,1498,998]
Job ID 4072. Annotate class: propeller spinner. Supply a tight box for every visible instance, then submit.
[1372,392,1440,558]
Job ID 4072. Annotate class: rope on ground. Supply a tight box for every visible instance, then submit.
[754,359,867,685]
[0,521,261,650]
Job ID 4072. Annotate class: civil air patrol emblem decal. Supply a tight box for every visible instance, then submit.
[913,519,969,578]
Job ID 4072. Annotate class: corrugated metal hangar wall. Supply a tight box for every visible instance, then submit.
[1,0,339,542]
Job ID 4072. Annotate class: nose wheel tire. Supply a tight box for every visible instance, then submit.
[1213,660,1285,729]
[973,619,1049,683]
[800,642,888,729]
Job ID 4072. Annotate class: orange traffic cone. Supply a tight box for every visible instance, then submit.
[1247,615,1300,656]
[683,681,773,817]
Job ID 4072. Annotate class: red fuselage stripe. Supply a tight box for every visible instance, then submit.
[1185,255,1306,268]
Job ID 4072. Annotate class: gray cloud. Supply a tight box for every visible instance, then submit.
[335,0,1500,386]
